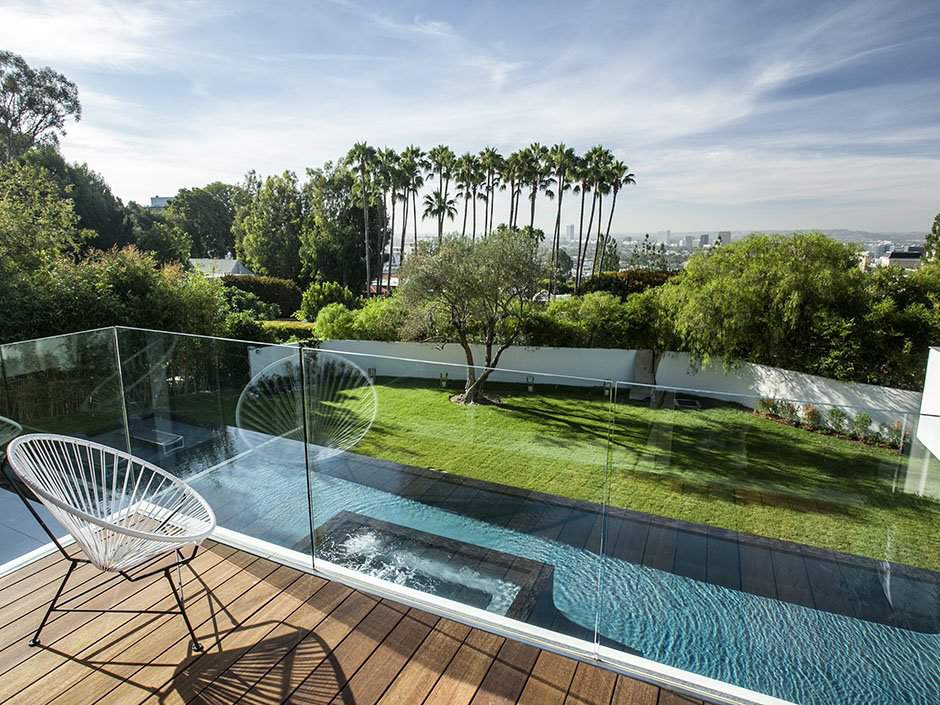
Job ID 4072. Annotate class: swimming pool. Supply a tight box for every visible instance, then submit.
[183,429,940,705]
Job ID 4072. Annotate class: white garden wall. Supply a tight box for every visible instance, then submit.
[318,341,920,427]
[320,340,634,387]
[655,351,921,427]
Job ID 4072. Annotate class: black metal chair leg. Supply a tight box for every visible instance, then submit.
[165,569,203,652]
[30,559,78,646]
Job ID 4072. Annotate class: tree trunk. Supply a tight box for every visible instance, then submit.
[461,195,468,237]
[579,191,598,290]
[550,174,564,295]
[575,188,586,292]
[592,194,604,276]
[412,189,419,252]
[489,180,496,235]
[387,193,396,295]
[361,169,371,297]
[472,189,478,240]
[399,189,409,268]
[529,185,536,229]
[508,180,515,227]
[603,188,618,273]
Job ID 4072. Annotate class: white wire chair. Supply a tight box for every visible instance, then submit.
[4,433,216,650]
[236,351,377,462]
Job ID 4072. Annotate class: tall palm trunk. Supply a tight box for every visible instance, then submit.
[592,193,605,276]
[488,178,496,235]
[412,189,419,252]
[386,192,396,295]
[461,194,468,237]
[399,188,409,268]
[360,169,370,296]
[602,188,619,274]
[529,184,537,229]
[508,179,515,226]
[550,174,564,295]
[575,188,586,292]
[471,188,478,240]
[579,191,598,290]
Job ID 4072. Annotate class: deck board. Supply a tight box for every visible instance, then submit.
[0,542,705,705]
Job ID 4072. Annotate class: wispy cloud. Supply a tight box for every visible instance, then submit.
[4,0,937,232]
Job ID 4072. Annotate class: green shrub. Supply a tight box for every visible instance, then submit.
[297,281,358,322]
[224,287,280,320]
[315,303,358,339]
[223,311,275,343]
[851,412,873,440]
[262,320,318,344]
[802,403,822,430]
[776,400,799,425]
[756,398,777,416]
[880,420,905,449]
[581,269,675,301]
[354,296,407,341]
[524,292,629,348]
[21,246,229,341]
[222,274,302,317]
[827,407,849,435]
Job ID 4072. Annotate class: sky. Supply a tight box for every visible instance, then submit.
[1,0,939,234]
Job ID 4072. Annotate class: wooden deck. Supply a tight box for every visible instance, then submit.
[0,541,707,705]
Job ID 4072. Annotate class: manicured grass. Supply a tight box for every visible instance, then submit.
[356,380,940,572]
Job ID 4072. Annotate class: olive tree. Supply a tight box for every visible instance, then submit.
[399,226,545,403]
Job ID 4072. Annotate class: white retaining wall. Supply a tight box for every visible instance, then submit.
[656,351,922,427]
[320,340,634,386]
[318,341,920,426]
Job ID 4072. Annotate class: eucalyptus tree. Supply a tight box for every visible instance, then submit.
[596,160,635,275]
[427,145,455,240]
[345,142,377,294]
[479,147,503,236]
[547,143,576,293]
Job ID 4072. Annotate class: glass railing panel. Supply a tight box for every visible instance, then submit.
[601,381,939,705]
[114,327,310,556]
[304,348,611,648]
[0,328,126,565]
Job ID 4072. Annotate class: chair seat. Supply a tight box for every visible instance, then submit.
[6,434,215,572]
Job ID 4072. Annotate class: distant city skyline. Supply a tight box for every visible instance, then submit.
[1,0,938,232]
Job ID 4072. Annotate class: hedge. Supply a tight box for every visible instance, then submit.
[221,275,302,318]
[581,269,675,300]
[261,319,318,344]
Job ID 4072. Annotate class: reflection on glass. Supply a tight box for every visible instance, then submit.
[599,381,940,705]
[303,350,609,646]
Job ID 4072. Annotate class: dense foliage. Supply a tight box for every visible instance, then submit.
[581,269,675,300]
[235,171,304,280]
[297,281,358,322]
[220,274,302,318]
[165,182,246,258]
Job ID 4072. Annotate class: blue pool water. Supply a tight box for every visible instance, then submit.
[186,432,940,705]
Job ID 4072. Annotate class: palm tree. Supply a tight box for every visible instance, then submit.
[422,190,458,234]
[345,142,376,295]
[576,146,602,290]
[478,147,503,236]
[501,150,524,229]
[572,156,590,290]
[410,150,426,252]
[470,157,485,240]
[454,153,475,237]
[427,145,455,241]
[548,143,576,294]
[523,143,553,230]
[598,160,635,276]
[397,145,422,270]
[375,147,399,295]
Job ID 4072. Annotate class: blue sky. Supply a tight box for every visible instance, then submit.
[1,0,938,233]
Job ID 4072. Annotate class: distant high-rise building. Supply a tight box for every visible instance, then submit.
[699,233,710,247]
[566,224,575,240]
[684,235,694,250]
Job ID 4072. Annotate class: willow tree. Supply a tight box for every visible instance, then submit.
[399,227,545,404]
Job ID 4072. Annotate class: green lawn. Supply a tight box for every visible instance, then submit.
[355,380,940,572]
